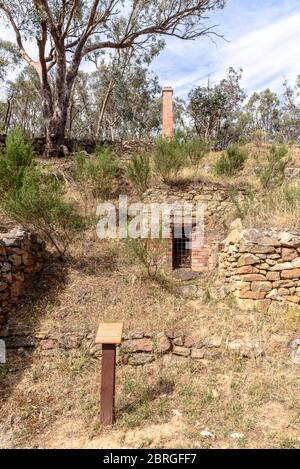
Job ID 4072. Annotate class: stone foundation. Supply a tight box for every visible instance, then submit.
[219,225,300,311]
[3,329,264,365]
[0,228,45,326]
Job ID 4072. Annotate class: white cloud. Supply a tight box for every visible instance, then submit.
[152,2,300,98]
[1,1,300,101]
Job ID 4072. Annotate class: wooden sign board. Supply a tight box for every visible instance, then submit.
[95,322,123,345]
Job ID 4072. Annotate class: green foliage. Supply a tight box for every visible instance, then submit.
[153,137,187,182]
[0,39,21,80]
[245,89,281,138]
[185,138,210,170]
[0,127,34,195]
[6,167,84,258]
[188,68,246,149]
[257,145,289,189]
[214,144,248,176]
[281,183,300,209]
[228,189,255,220]
[0,129,84,258]
[73,146,119,199]
[128,153,151,194]
[124,237,166,278]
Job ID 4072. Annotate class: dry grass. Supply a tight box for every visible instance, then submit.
[171,143,300,188]
[1,152,300,449]
[1,224,300,449]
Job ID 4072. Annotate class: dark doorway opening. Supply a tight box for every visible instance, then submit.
[172,225,192,269]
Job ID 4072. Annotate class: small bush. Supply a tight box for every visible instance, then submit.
[73,146,119,200]
[214,144,248,176]
[4,165,84,258]
[257,145,289,189]
[0,127,33,195]
[124,238,166,278]
[281,182,300,209]
[128,153,151,194]
[185,138,210,170]
[0,129,85,258]
[250,129,268,147]
[153,137,187,182]
[228,189,255,220]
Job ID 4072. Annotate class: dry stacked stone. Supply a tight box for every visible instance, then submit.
[0,228,45,325]
[219,227,300,311]
[143,183,246,219]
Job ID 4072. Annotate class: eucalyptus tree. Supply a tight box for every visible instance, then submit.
[245,89,281,138]
[282,76,300,143]
[91,62,161,140]
[4,67,43,136]
[88,42,163,139]
[0,0,225,157]
[188,67,246,148]
[0,39,20,80]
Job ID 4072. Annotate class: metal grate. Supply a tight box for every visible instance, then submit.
[172,225,192,269]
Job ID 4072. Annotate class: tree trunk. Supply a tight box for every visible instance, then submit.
[96,78,115,139]
[44,109,68,158]
[42,39,72,158]
[4,92,14,133]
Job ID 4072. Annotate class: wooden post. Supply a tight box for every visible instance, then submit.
[100,344,116,425]
[95,322,123,426]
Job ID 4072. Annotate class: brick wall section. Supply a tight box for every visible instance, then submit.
[191,227,217,272]
[219,227,300,311]
[162,87,174,139]
[0,228,45,326]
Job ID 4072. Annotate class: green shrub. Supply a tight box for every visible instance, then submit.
[228,189,255,220]
[257,145,289,189]
[3,165,84,258]
[0,127,33,195]
[185,138,210,170]
[214,144,248,176]
[281,182,300,209]
[124,238,166,278]
[0,129,85,258]
[153,137,187,182]
[73,146,119,199]
[128,153,151,194]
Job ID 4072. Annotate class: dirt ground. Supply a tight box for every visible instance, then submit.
[1,228,300,449]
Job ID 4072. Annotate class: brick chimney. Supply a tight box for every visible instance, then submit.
[162,86,174,139]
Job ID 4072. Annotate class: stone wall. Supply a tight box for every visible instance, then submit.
[0,134,152,158]
[3,328,267,366]
[0,228,45,326]
[219,225,300,311]
[119,331,226,365]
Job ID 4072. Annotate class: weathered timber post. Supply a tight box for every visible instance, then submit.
[95,322,123,426]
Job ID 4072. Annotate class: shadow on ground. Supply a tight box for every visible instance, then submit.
[69,252,119,276]
[0,257,68,406]
[116,378,175,418]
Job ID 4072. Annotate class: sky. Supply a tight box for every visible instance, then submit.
[0,0,300,101]
[151,0,300,99]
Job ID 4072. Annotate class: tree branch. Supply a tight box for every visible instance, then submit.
[0,1,39,71]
